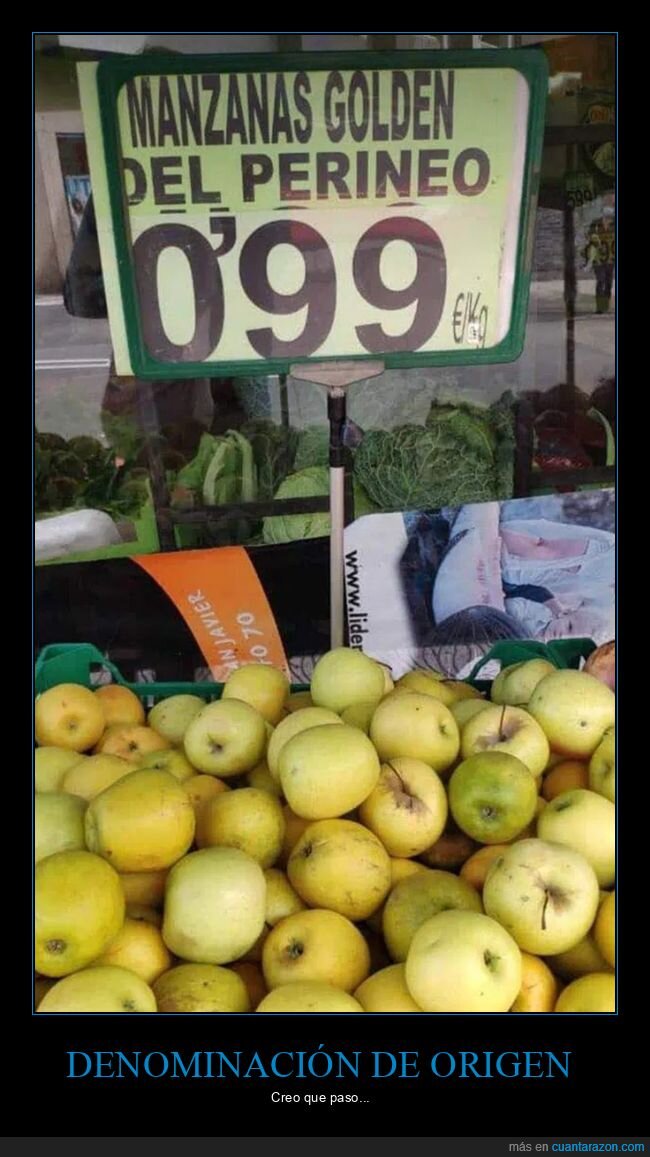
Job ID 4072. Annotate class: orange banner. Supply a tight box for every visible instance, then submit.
[133,547,289,680]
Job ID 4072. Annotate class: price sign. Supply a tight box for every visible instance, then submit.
[81,51,547,378]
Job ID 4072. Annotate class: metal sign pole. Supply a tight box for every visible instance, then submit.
[290,361,384,650]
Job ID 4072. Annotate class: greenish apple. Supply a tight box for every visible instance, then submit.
[382,868,482,961]
[309,647,385,714]
[537,789,615,887]
[139,748,195,782]
[35,792,87,863]
[490,659,556,706]
[483,838,600,955]
[405,909,522,1013]
[148,694,205,746]
[183,698,267,777]
[35,747,87,793]
[448,751,538,844]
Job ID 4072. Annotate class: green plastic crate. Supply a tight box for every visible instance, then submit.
[34,638,597,702]
[34,642,310,701]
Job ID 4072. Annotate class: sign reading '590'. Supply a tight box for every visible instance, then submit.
[89,52,547,378]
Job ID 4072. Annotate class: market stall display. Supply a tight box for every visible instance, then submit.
[35,640,615,1013]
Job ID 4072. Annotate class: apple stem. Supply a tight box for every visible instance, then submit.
[541,889,550,932]
[387,762,406,792]
[499,705,508,742]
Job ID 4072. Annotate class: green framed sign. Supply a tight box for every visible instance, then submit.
[82,49,547,379]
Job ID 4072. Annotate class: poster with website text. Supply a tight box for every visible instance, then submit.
[343,488,615,679]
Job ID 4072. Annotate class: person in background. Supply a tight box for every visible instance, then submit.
[583,201,615,314]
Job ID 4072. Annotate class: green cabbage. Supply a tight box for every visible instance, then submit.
[240,419,298,499]
[353,396,515,512]
[293,426,330,470]
[262,466,378,545]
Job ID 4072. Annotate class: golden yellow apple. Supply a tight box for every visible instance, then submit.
[395,670,457,704]
[163,846,266,964]
[490,659,556,707]
[278,724,380,820]
[262,908,370,991]
[461,705,550,778]
[94,684,145,727]
[264,868,305,925]
[310,646,385,713]
[359,757,448,857]
[266,707,343,780]
[369,692,459,773]
[256,981,363,1012]
[85,767,195,872]
[510,953,559,1012]
[196,786,284,868]
[542,760,589,801]
[528,670,615,759]
[288,818,391,921]
[153,963,250,1012]
[390,858,430,887]
[538,789,615,887]
[405,909,522,1013]
[36,684,105,752]
[183,698,267,777]
[95,916,172,984]
[555,972,615,1012]
[62,753,133,801]
[36,850,125,977]
[183,773,230,817]
[95,724,170,763]
[355,963,422,1011]
[222,663,290,725]
[37,965,157,1012]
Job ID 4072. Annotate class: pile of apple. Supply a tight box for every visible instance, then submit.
[34,646,615,1014]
